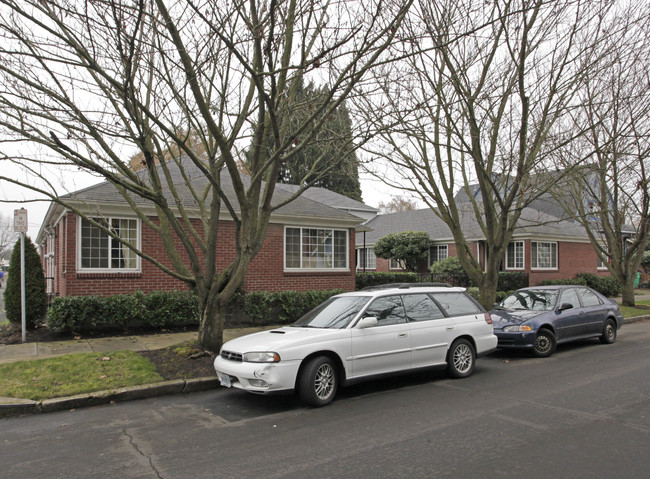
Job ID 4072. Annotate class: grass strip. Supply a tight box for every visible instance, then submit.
[0,350,162,401]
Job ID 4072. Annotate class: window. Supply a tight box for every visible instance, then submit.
[403,294,445,321]
[531,241,557,269]
[356,247,376,270]
[364,296,406,326]
[285,227,348,270]
[560,288,580,309]
[432,292,482,316]
[389,258,405,270]
[506,241,524,269]
[429,245,448,267]
[576,288,602,307]
[79,217,139,270]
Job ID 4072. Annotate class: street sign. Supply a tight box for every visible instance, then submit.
[14,208,28,233]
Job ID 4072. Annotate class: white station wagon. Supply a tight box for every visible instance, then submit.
[214,284,497,406]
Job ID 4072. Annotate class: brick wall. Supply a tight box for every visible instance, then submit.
[50,213,355,297]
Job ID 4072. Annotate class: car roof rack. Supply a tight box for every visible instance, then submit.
[361,282,452,291]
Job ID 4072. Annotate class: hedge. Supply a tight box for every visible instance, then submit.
[47,290,199,333]
[356,272,420,290]
[540,273,622,297]
[46,289,346,334]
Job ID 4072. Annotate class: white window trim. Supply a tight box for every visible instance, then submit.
[531,241,558,270]
[505,241,525,270]
[356,247,376,270]
[284,226,349,272]
[77,216,142,273]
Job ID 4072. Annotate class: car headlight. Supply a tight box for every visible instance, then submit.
[503,325,533,332]
[242,352,281,363]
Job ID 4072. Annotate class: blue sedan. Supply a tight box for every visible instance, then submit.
[490,285,624,357]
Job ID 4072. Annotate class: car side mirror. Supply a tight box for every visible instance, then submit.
[558,303,573,312]
[357,316,378,329]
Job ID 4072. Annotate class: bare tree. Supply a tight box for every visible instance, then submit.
[554,6,650,306]
[0,0,413,352]
[356,0,618,308]
[377,196,418,214]
[0,213,17,260]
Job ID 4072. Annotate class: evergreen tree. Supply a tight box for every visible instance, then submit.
[4,236,47,329]
[277,80,363,201]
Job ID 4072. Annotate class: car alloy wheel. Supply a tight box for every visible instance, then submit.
[314,363,335,400]
[298,356,338,407]
[447,339,475,379]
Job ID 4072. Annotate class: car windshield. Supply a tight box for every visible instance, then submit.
[499,290,559,312]
[292,296,371,329]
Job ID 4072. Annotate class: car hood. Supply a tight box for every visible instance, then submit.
[220,326,345,354]
[490,309,543,327]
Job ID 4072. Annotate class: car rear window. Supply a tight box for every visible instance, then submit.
[431,292,482,317]
[403,294,445,321]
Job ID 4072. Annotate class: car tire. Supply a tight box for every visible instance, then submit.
[298,356,338,407]
[532,328,556,358]
[599,319,617,344]
[446,339,475,379]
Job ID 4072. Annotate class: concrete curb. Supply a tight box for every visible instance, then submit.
[0,376,218,418]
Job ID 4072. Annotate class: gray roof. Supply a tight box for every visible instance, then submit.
[38,158,370,242]
[275,183,377,214]
[357,204,590,246]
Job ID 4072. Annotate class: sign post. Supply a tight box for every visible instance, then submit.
[14,209,28,343]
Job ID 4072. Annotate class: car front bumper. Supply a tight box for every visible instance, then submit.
[214,355,301,395]
[494,330,537,350]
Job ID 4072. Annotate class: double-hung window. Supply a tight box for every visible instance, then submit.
[506,241,524,269]
[428,245,448,267]
[356,247,376,270]
[285,227,348,270]
[531,241,557,270]
[79,217,140,271]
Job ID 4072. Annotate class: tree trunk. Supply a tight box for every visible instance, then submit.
[479,279,499,311]
[198,296,227,353]
[620,276,636,307]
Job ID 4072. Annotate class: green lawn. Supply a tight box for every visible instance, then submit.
[619,298,650,319]
[0,350,162,401]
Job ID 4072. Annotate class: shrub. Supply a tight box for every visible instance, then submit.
[47,288,345,333]
[356,272,420,290]
[231,289,346,325]
[47,290,199,333]
[430,256,464,276]
[592,276,621,297]
[497,272,529,291]
[4,236,47,329]
[575,273,622,297]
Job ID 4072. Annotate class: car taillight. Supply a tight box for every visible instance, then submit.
[484,313,493,325]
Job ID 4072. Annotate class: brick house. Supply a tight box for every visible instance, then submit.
[36,162,376,299]
[355,196,613,286]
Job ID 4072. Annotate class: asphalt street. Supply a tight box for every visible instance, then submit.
[1,320,649,479]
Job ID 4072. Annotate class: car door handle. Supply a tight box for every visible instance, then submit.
[398,333,408,338]
[446,326,455,330]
